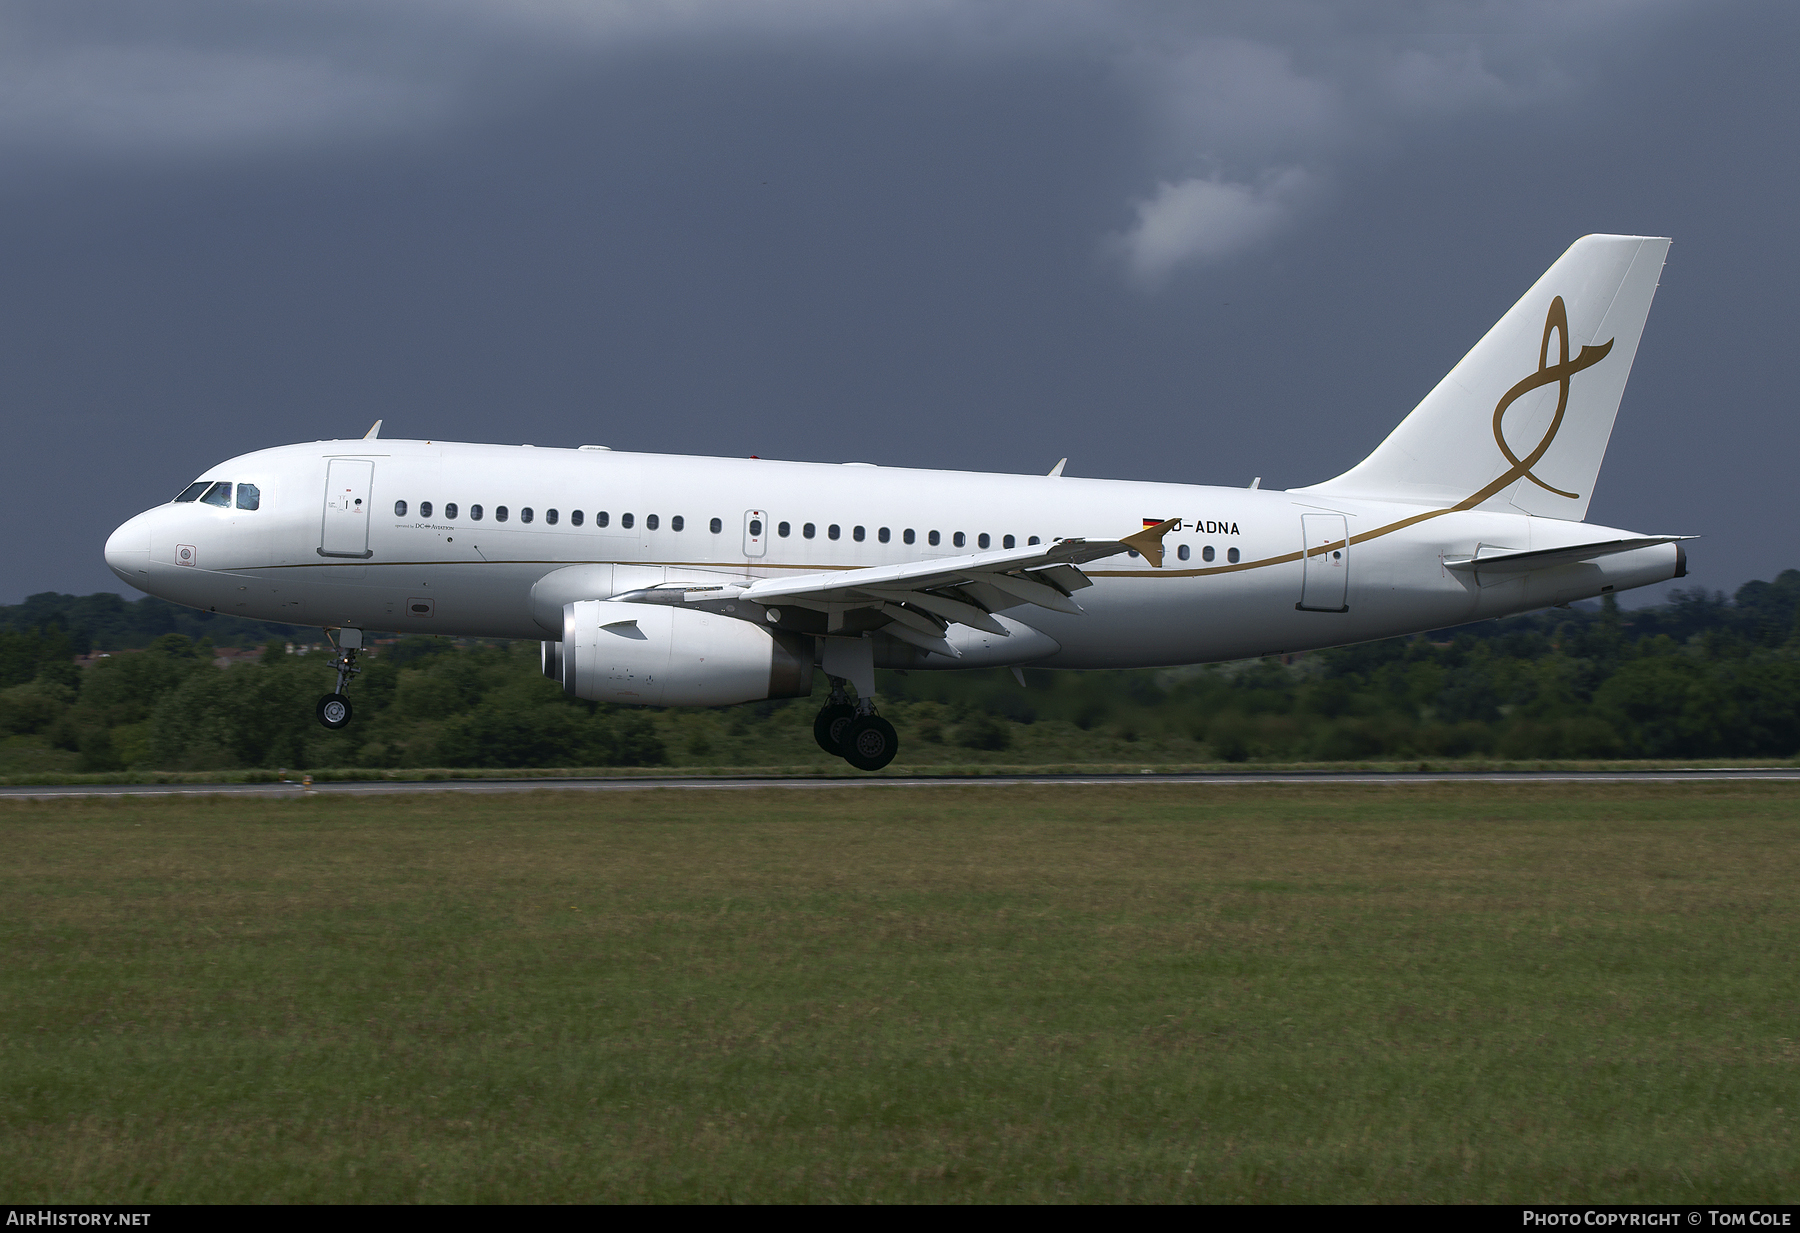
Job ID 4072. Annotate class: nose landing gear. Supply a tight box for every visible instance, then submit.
[316,692,352,729]
[316,628,363,730]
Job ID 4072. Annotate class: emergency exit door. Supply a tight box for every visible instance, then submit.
[743,510,767,557]
[320,459,375,558]
[1298,513,1349,612]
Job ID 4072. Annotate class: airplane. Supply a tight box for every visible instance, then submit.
[104,234,1688,771]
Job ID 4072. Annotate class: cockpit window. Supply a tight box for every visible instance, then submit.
[173,482,210,503]
[200,482,232,508]
[236,483,261,511]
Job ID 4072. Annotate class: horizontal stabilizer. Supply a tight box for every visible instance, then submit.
[1444,536,1693,575]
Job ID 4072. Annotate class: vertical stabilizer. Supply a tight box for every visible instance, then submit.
[1297,235,1670,521]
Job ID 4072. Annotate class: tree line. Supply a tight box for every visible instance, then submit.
[4,571,1800,772]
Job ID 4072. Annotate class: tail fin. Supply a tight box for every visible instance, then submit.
[1297,234,1670,521]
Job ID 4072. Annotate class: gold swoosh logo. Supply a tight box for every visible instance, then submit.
[1484,295,1612,503]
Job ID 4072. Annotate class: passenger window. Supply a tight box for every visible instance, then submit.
[672,515,684,531]
[853,526,865,542]
[471,504,484,521]
[394,500,408,517]
[597,511,609,527]
[1227,548,1240,564]
[710,517,722,533]
[546,509,558,525]
[929,531,940,546]
[419,501,432,518]
[496,506,510,523]
[1202,545,1214,562]
[903,529,915,545]
[878,527,890,543]
[646,514,658,530]
[236,483,261,511]
[803,523,816,539]
[953,532,966,548]
[174,481,210,503]
[977,533,989,549]
[201,482,232,508]
[521,508,534,524]
[1003,535,1014,549]
[778,521,790,537]
[621,513,634,529]
[1177,544,1190,561]
[749,518,762,536]
[445,503,458,519]
[571,510,583,527]
[1028,536,1040,545]
[828,524,840,540]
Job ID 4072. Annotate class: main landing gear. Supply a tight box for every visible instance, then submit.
[813,676,899,771]
[316,628,363,731]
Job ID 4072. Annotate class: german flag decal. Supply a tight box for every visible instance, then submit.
[1144,517,1173,529]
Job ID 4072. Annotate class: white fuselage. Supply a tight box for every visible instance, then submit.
[104,438,1681,669]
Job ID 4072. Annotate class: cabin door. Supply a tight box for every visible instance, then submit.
[1298,513,1349,612]
[320,459,375,558]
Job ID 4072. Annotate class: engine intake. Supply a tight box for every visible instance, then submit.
[554,600,814,706]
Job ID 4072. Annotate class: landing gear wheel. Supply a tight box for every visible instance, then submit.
[814,703,855,755]
[841,715,899,772]
[316,693,353,730]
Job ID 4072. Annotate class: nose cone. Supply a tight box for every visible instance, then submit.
[105,512,153,587]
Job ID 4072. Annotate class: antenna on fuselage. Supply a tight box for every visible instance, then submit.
[1047,458,1067,477]
[363,420,383,440]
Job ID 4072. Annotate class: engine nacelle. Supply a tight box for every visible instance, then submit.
[556,600,814,707]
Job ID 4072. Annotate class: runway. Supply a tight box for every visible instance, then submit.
[4,768,1800,800]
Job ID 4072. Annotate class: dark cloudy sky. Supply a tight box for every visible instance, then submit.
[3,0,1793,605]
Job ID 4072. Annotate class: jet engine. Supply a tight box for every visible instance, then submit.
[548,599,814,707]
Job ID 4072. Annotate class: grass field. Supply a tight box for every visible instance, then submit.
[3,783,1797,1202]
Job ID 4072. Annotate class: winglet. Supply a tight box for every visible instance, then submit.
[1048,458,1067,477]
[363,419,383,440]
[1119,518,1180,568]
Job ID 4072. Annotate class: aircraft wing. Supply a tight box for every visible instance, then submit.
[1443,536,1694,575]
[735,520,1178,659]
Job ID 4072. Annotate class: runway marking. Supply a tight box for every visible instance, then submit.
[4,769,1800,800]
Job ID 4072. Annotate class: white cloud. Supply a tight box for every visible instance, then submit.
[1110,169,1312,287]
